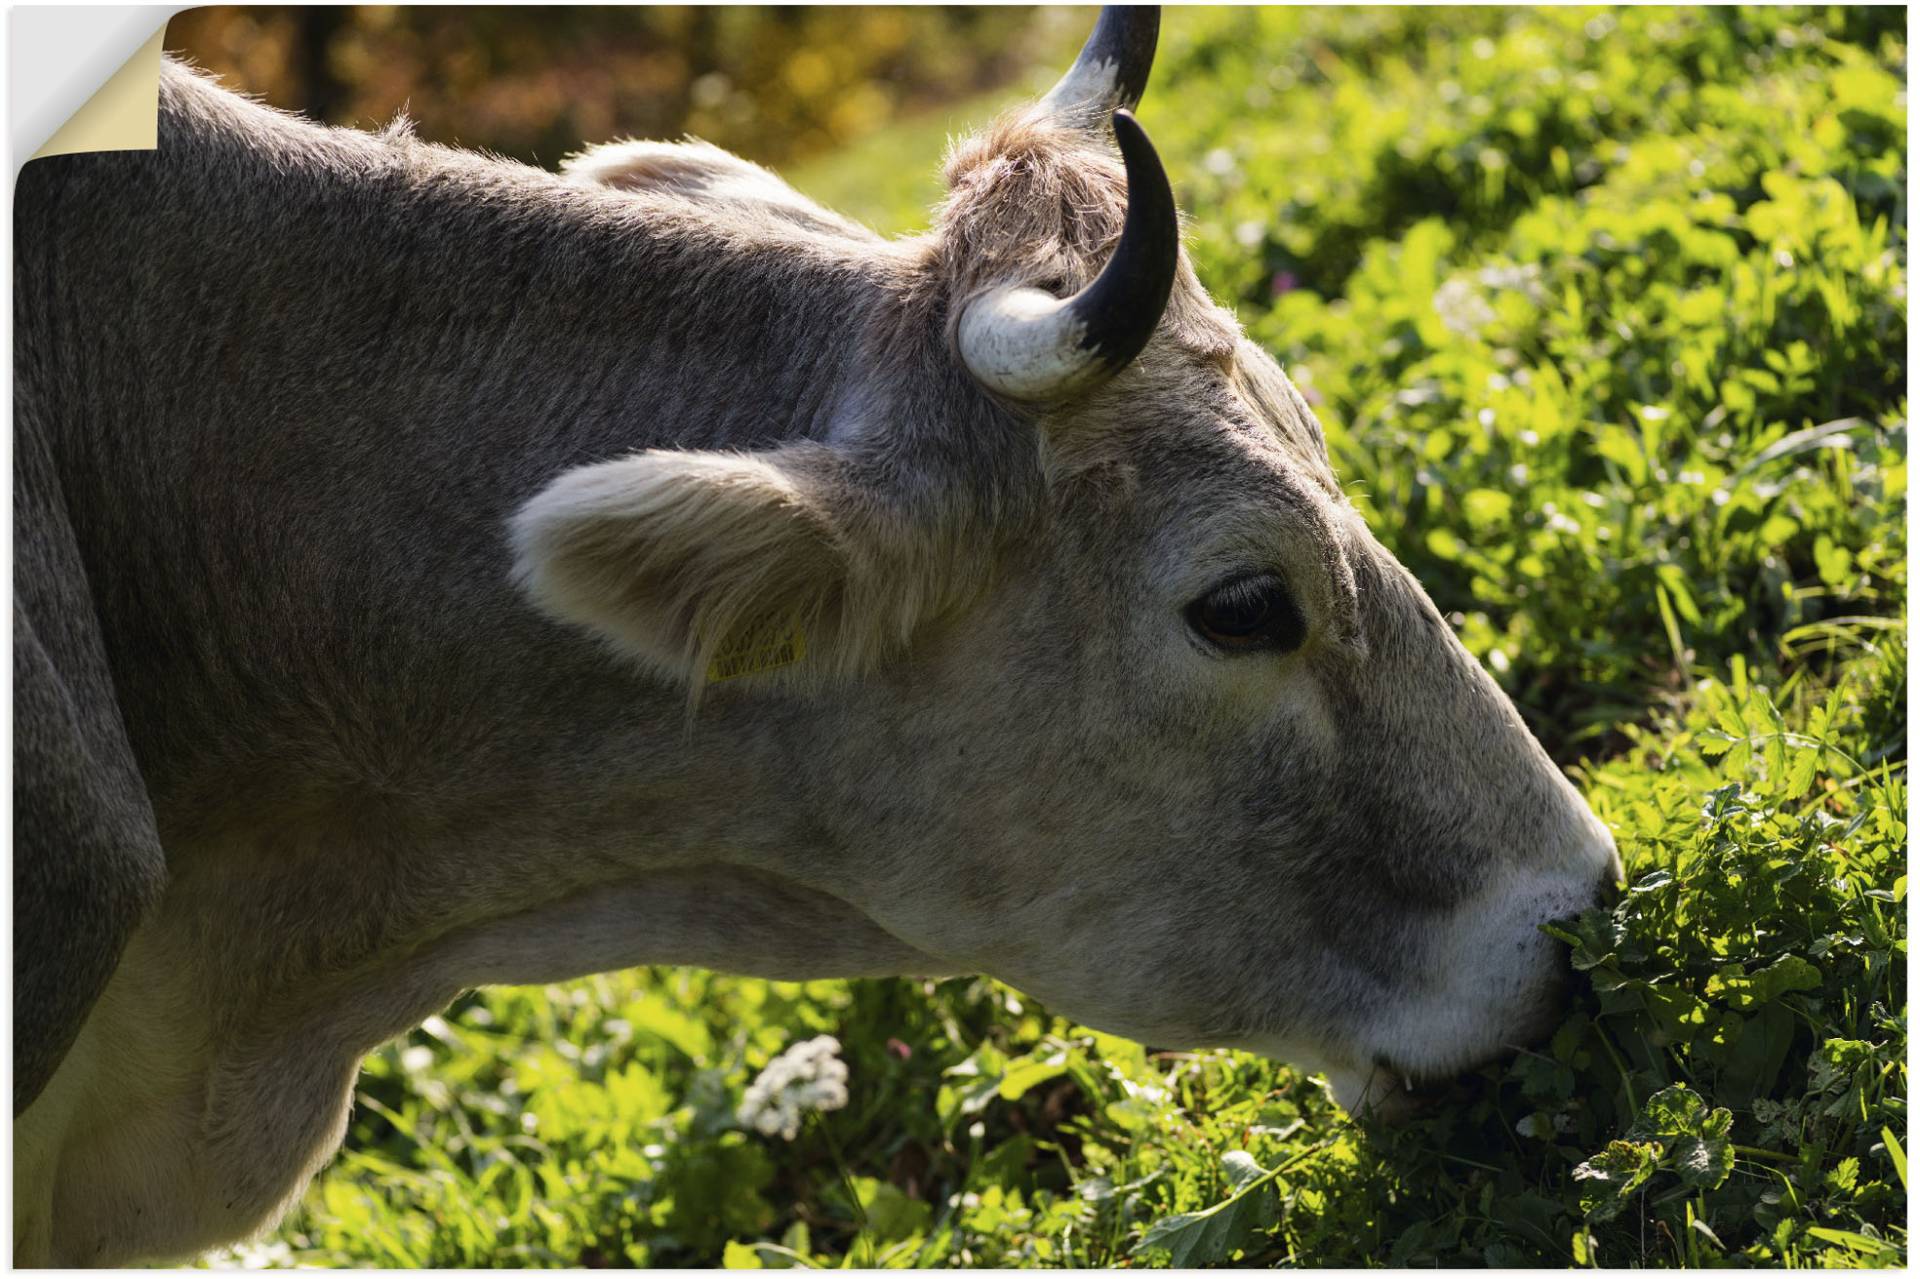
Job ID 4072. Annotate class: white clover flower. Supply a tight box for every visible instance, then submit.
[737,1034,849,1140]
[1433,277,1496,337]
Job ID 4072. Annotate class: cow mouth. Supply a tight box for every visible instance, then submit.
[1373,1054,1428,1089]
[1344,1054,1486,1121]
[1372,1053,1454,1095]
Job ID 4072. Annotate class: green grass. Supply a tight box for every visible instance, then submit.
[212,6,1905,1268]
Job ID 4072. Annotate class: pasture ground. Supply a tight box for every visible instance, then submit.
[211,6,1905,1268]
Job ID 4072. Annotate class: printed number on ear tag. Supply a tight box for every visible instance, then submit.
[706,625,807,684]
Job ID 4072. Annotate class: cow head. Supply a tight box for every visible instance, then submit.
[512,8,1619,1115]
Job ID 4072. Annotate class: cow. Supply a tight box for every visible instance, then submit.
[12,8,1619,1266]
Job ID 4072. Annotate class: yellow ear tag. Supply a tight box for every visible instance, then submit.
[706,624,807,684]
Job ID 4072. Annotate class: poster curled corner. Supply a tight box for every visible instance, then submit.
[30,24,169,163]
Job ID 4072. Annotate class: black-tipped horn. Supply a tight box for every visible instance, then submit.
[955,110,1178,402]
[1061,110,1178,377]
[1041,6,1161,123]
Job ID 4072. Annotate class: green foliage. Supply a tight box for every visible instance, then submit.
[208,5,1903,1270]
[1173,5,1905,758]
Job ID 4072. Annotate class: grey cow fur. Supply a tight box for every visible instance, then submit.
[13,52,1615,1266]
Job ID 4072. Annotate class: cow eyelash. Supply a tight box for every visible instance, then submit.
[1185,572,1308,654]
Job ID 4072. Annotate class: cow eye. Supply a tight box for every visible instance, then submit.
[1186,573,1307,653]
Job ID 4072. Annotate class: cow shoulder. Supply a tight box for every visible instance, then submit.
[12,404,168,1116]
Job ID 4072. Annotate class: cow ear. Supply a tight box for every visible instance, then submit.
[563,139,794,203]
[510,447,851,695]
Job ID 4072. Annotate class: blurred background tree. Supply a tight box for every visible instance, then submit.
[165,5,1082,171]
